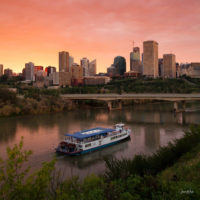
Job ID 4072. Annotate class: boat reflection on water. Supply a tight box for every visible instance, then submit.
[56,137,130,169]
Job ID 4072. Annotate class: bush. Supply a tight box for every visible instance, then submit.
[0,105,15,116]
[104,125,200,180]
[0,88,17,104]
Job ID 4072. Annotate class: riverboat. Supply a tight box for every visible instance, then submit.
[56,123,131,155]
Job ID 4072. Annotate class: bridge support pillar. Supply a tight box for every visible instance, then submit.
[118,100,122,110]
[182,101,186,112]
[107,101,112,111]
[174,101,178,112]
[174,101,186,113]
[107,100,122,111]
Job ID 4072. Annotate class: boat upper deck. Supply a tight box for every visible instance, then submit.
[65,127,115,140]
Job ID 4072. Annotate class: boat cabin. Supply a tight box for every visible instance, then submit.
[64,127,115,144]
[114,123,125,132]
[57,124,130,154]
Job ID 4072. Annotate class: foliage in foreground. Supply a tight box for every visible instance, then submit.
[104,126,200,180]
[1,126,200,199]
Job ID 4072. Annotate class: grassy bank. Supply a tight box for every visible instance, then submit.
[59,77,200,94]
[1,76,200,95]
[1,126,200,199]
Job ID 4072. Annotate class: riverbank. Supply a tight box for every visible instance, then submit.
[0,88,75,117]
[0,126,200,199]
[0,88,161,117]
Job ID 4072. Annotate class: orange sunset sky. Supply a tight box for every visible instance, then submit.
[0,0,200,73]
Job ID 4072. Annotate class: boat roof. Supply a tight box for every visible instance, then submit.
[65,127,115,139]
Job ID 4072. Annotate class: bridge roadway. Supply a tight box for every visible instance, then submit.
[61,93,200,101]
[61,93,200,111]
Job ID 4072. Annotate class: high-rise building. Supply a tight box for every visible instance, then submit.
[81,57,89,77]
[163,54,176,78]
[158,58,164,77]
[69,56,74,72]
[59,51,69,72]
[34,70,47,88]
[188,63,200,78]
[0,64,3,76]
[71,63,83,80]
[25,62,35,81]
[45,66,56,76]
[143,40,159,78]
[71,63,83,85]
[34,66,43,72]
[130,47,142,73]
[89,59,96,76]
[4,68,13,77]
[132,47,140,60]
[107,64,117,77]
[53,72,71,86]
[114,56,126,76]
[22,68,26,80]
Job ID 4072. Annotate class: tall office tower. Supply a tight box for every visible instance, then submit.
[114,56,126,76]
[0,64,3,76]
[4,68,13,77]
[143,40,159,78]
[107,64,117,77]
[59,51,69,72]
[81,57,89,77]
[158,59,164,77]
[25,62,35,81]
[52,72,71,86]
[163,54,176,78]
[71,63,83,85]
[89,59,96,76]
[130,47,142,73]
[69,56,74,72]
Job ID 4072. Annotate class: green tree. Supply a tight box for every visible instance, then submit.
[0,137,55,200]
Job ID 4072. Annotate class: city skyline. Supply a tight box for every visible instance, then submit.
[0,0,200,73]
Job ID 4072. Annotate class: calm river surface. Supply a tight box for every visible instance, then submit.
[0,101,200,178]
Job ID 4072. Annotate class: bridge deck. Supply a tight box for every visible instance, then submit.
[61,93,200,101]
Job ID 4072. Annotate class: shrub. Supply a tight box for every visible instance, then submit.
[0,105,15,116]
[104,125,200,180]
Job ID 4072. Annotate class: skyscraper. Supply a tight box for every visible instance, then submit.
[0,64,3,76]
[114,56,126,76]
[89,59,96,76]
[71,63,83,85]
[163,54,176,78]
[130,47,142,73]
[4,68,13,77]
[69,56,74,72]
[107,64,117,77]
[45,66,56,76]
[81,57,89,77]
[25,62,35,81]
[143,40,159,78]
[158,58,164,77]
[59,51,69,72]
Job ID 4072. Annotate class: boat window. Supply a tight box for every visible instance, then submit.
[85,143,91,148]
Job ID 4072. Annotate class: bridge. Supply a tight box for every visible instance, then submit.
[61,93,200,112]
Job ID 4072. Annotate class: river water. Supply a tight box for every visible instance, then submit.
[0,101,200,178]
